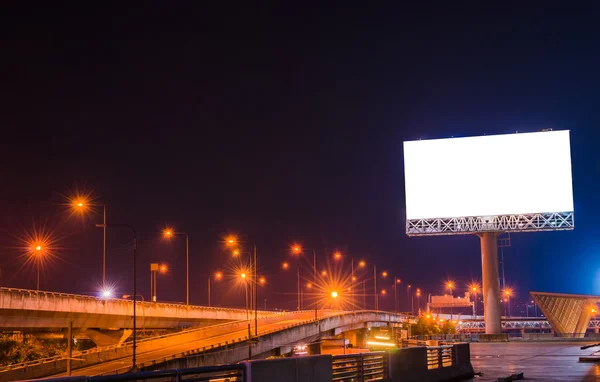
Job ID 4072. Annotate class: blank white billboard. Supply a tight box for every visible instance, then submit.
[403,130,574,221]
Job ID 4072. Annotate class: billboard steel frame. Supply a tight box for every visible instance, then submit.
[406,212,574,236]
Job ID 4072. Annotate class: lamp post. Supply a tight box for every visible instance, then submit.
[415,288,421,314]
[406,284,412,313]
[470,285,479,318]
[96,223,137,370]
[209,271,223,307]
[72,200,107,288]
[34,245,44,291]
[291,245,318,322]
[504,290,511,317]
[227,236,258,336]
[357,260,381,310]
[446,282,454,319]
[394,277,401,312]
[162,229,190,305]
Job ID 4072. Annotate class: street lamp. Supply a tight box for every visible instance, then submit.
[71,198,108,288]
[331,291,339,298]
[358,260,379,311]
[291,244,318,321]
[469,283,480,318]
[208,271,223,307]
[407,284,412,313]
[162,228,190,305]
[33,244,44,291]
[393,278,401,312]
[240,272,250,319]
[446,281,454,319]
[504,289,512,317]
[226,236,258,336]
[415,288,421,314]
[96,223,137,370]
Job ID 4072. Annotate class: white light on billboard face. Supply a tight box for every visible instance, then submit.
[403,131,573,220]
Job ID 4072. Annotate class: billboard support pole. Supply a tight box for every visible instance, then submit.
[479,231,502,334]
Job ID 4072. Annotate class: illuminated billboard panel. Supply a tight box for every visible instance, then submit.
[403,130,574,235]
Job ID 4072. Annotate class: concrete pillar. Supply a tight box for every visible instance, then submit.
[479,232,502,334]
[66,321,72,376]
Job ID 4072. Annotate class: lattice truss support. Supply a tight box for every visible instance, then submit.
[457,319,600,332]
[407,212,574,236]
[531,292,598,338]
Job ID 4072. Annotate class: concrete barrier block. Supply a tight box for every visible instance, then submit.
[245,355,332,382]
[388,347,429,381]
[479,334,509,342]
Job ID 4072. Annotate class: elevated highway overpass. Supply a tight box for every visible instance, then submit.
[0,287,280,331]
[1,310,407,381]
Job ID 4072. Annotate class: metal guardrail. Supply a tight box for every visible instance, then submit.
[332,352,388,381]
[426,346,454,369]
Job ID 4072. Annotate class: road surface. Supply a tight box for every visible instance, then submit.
[58,311,324,377]
[469,342,600,381]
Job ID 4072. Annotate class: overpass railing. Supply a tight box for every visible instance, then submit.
[426,346,455,369]
[332,352,388,381]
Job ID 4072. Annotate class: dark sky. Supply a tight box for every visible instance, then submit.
[1,3,599,310]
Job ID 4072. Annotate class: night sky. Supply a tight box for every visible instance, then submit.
[1,3,599,311]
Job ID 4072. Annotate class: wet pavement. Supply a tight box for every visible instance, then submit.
[469,342,600,381]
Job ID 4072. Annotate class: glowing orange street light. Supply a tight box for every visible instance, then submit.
[352,276,357,281]
[259,277,266,285]
[381,271,388,278]
[233,249,240,256]
[591,308,597,314]
[215,271,223,280]
[282,261,289,270]
[426,314,431,319]
[331,291,338,298]
[35,245,42,251]
[396,278,401,284]
[291,244,302,254]
[159,264,168,273]
[381,289,387,296]
[240,273,247,279]
[358,260,366,268]
[321,270,328,277]
[306,283,312,288]
[224,235,238,246]
[333,251,342,260]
